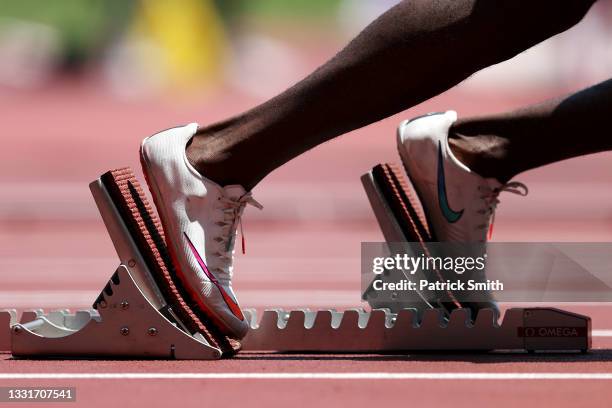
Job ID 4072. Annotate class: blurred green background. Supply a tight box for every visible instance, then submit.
[0,0,353,91]
[2,0,609,97]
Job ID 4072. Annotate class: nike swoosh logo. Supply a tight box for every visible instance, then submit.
[184,232,245,321]
[437,140,464,223]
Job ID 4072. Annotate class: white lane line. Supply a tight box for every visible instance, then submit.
[593,330,612,337]
[1,373,612,380]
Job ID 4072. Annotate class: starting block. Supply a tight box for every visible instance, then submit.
[239,163,590,353]
[361,163,459,312]
[3,168,238,359]
[0,164,592,358]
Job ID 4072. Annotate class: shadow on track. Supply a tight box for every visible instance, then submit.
[236,349,612,363]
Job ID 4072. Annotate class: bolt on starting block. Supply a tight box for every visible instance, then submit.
[0,164,591,359]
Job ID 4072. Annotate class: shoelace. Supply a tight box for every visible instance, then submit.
[213,191,263,273]
[477,181,528,240]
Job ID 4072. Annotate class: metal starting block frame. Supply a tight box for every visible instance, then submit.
[3,266,221,359]
[0,165,592,358]
[1,173,222,359]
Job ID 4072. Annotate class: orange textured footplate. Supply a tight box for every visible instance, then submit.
[371,163,461,310]
[372,163,432,242]
[100,168,240,356]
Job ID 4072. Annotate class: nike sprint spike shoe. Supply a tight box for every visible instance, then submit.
[397,111,527,243]
[140,123,262,340]
[397,111,527,313]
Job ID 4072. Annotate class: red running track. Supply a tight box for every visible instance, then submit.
[2,219,612,408]
[2,82,612,407]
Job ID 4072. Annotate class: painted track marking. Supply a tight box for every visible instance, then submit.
[2,373,612,380]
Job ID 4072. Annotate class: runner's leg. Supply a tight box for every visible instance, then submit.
[450,78,612,182]
[187,0,596,189]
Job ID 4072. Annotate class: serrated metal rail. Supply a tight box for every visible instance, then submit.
[2,306,591,355]
[240,307,590,353]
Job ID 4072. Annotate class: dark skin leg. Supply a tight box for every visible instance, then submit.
[450,78,612,183]
[187,0,596,190]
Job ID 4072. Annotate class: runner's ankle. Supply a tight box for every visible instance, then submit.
[186,126,260,190]
[448,129,516,183]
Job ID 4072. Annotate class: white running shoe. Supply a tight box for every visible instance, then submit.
[140,123,262,339]
[397,111,527,312]
[397,111,527,243]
